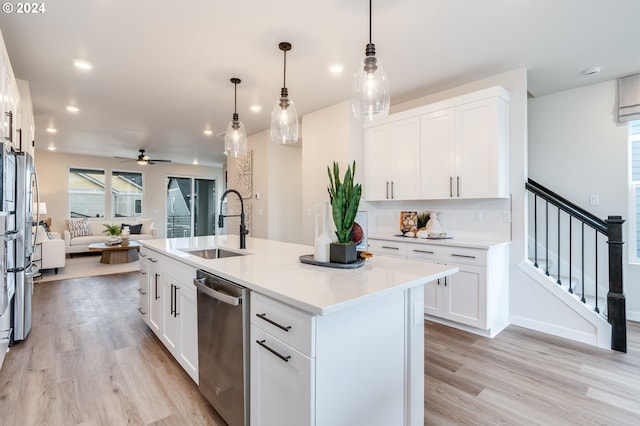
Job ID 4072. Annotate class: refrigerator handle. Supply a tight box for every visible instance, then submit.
[31,165,41,255]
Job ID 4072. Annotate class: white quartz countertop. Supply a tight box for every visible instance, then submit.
[140,235,457,315]
[368,233,511,250]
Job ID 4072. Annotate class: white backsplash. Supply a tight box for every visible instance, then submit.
[363,198,512,241]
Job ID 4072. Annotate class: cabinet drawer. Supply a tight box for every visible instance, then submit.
[367,239,408,258]
[442,247,486,266]
[251,293,314,357]
[407,244,442,262]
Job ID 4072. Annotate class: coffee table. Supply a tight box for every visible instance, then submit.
[88,241,141,264]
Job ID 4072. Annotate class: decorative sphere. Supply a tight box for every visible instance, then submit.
[351,222,364,243]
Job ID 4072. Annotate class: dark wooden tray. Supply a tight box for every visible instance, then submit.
[299,254,365,269]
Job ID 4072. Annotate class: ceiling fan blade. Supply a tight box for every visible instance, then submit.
[149,159,172,163]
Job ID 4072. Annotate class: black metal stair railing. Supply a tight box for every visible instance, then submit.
[525,178,627,352]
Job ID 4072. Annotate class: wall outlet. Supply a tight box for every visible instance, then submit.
[589,194,600,206]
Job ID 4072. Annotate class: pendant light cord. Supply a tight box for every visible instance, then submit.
[234,81,238,114]
[283,49,287,89]
[369,0,372,44]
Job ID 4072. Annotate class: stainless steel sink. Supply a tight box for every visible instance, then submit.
[181,248,244,259]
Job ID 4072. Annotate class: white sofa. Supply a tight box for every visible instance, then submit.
[33,225,66,273]
[63,218,157,254]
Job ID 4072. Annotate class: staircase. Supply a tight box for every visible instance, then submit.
[525,179,626,352]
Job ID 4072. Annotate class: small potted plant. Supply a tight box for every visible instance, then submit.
[327,161,362,263]
[103,223,122,245]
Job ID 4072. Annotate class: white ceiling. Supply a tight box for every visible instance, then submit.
[0,0,639,167]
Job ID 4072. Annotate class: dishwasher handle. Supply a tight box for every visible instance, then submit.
[194,277,242,306]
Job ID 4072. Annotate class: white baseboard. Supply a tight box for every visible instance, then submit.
[424,315,508,339]
[510,314,611,349]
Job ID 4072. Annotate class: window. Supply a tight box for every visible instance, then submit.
[629,121,640,261]
[112,171,143,218]
[68,168,105,218]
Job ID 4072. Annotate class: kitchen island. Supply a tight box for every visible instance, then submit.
[138,235,458,426]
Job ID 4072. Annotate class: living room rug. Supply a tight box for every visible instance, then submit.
[35,253,140,283]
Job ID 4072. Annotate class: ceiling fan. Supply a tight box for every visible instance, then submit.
[115,149,172,165]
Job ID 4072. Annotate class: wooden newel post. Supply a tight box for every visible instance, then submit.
[606,215,626,353]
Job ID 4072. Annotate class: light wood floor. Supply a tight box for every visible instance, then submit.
[1,273,639,425]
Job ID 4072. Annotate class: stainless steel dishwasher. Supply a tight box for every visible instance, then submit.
[194,270,249,426]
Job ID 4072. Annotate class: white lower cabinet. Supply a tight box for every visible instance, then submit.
[371,237,509,337]
[250,325,313,426]
[250,289,423,426]
[140,247,198,383]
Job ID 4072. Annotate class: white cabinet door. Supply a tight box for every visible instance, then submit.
[162,274,179,355]
[363,125,390,201]
[148,260,162,335]
[456,98,503,198]
[363,117,421,201]
[443,263,487,329]
[424,277,444,317]
[250,325,313,426]
[178,281,198,383]
[421,108,456,199]
[390,117,421,200]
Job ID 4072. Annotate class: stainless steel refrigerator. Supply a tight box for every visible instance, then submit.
[12,150,39,341]
[1,142,17,364]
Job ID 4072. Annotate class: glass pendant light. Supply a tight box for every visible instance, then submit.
[270,42,299,145]
[351,0,390,121]
[224,77,248,157]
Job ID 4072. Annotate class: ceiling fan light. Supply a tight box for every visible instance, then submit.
[270,42,299,145]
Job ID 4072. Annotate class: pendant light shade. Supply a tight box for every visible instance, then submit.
[351,0,389,121]
[270,42,299,145]
[224,78,248,158]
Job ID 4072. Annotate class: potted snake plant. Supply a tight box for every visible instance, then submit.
[327,161,362,263]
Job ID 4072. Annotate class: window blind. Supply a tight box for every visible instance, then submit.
[618,73,640,123]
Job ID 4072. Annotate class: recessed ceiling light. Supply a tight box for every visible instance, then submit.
[329,64,344,74]
[193,159,199,165]
[66,105,79,113]
[73,59,93,70]
[47,145,56,151]
[250,105,262,112]
[46,127,57,133]
[203,129,213,136]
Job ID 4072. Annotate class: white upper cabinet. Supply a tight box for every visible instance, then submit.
[364,86,510,201]
[363,116,421,201]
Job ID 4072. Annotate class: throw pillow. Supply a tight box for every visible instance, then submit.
[137,217,154,234]
[122,223,142,234]
[65,218,90,238]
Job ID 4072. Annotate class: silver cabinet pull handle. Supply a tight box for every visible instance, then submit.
[450,253,477,259]
[137,307,147,316]
[138,270,147,275]
[0,328,11,342]
[256,339,291,362]
[138,288,147,295]
[149,258,158,263]
[450,176,453,197]
[154,273,160,300]
[391,181,394,199]
[256,313,291,331]
[381,246,400,250]
[457,176,461,197]
[139,253,147,258]
[386,181,389,199]
[413,249,434,254]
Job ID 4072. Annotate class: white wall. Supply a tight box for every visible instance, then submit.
[528,80,639,320]
[226,129,302,243]
[301,101,365,246]
[34,149,223,238]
